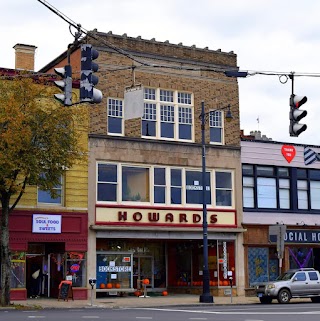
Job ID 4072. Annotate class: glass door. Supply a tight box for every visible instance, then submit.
[133,256,153,289]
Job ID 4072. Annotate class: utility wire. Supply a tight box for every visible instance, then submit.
[32,1,320,79]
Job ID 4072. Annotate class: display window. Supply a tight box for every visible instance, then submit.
[168,240,236,287]
[66,252,86,287]
[11,251,26,289]
[96,252,133,290]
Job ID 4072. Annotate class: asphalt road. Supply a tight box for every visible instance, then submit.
[1,303,320,321]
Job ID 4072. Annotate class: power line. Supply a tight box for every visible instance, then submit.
[32,1,320,80]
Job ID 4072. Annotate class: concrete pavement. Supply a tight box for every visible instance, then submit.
[10,294,261,309]
[9,294,313,309]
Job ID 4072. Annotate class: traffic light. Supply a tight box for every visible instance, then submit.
[53,65,72,106]
[289,94,307,137]
[80,44,103,104]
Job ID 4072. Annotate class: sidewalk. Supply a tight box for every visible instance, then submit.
[11,294,261,309]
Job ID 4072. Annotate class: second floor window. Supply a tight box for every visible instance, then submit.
[97,163,233,208]
[37,175,63,205]
[142,88,193,141]
[108,98,123,135]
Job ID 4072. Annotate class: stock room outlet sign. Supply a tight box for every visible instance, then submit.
[32,214,62,233]
[281,145,296,163]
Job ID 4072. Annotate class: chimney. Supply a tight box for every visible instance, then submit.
[13,44,37,71]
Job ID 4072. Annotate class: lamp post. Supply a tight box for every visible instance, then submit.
[199,101,233,303]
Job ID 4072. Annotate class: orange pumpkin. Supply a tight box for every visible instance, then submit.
[142,278,150,285]
[134,290,142,296]
[115,283,121,289]
[106,283,113,289]
[100,283,106,289]
[223,280,229,286]
[162,291,168,296]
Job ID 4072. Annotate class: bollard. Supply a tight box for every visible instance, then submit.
[229,277,233,303]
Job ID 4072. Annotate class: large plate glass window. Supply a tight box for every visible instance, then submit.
[122,166,150,202]
[186,170,211,205]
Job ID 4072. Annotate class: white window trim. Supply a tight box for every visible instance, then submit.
[142,88,194,142]
[209,110,225,145]
[96,162,234,209]
[107,97,124,136]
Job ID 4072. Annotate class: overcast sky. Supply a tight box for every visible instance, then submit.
[2,0,320,146]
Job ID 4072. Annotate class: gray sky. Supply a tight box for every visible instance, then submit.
[3,0,320,145]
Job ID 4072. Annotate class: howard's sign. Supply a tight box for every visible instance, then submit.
[96,206,236,227]
[32,214,62,233]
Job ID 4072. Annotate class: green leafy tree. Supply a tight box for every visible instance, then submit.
[0,76,86,306]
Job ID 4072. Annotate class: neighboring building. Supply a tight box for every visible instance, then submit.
[0,45,89,300]
[40,31,245,297]
[241,136,320,295]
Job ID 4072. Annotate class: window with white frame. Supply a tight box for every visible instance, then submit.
[297,180,308,209]
[97,164,118,202]
[215,171,232,206]
[142,88,193,141]
[37,175,63,205]
[154,167,166,204]
[122,166,150,202]
[107,98,123,135]
[171,168,182,204]
[97,163,234,208]
[209,110,223,144]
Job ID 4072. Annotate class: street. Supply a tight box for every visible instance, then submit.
[1,303,320,321]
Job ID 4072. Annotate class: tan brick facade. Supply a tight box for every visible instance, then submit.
[42,31,245,297]
[81,32,241,147]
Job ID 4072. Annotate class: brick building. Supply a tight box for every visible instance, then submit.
[40,30,245,297]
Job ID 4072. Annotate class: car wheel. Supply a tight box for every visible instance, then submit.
[259,297,272,304]
[311,297,320,303]
[277,289,291,304]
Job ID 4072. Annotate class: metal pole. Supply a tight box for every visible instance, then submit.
[199,101,214,303]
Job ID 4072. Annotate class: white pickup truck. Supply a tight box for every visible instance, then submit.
[255,268,320,304]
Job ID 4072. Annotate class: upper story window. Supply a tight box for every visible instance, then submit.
[107,98,123,135]
[37,175,63,205]
[242,164,320,213]
[97,163,233,208]
[242,165,290,210]
[209,111,223,144]
[142,88,193,142]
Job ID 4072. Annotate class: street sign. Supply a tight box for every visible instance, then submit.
[269,224,286,261]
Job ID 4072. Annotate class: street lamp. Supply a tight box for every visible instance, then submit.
[199,101,233,303]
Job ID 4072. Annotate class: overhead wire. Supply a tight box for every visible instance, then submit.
[32,1,320,80]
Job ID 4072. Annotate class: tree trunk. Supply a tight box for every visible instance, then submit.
[0,194,11,306]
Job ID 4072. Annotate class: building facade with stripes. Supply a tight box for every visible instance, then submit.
[241,138,320,295]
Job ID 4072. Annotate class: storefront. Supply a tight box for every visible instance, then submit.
[7,210,88,300]
[90,205,243,297]
[244,225,320,289]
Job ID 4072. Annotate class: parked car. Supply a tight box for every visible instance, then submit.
[255,268,320,304]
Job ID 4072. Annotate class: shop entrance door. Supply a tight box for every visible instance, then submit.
[47,253,65,298]
[133,256,153,289]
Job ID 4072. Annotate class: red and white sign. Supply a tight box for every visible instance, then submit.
[281,145,296,163]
